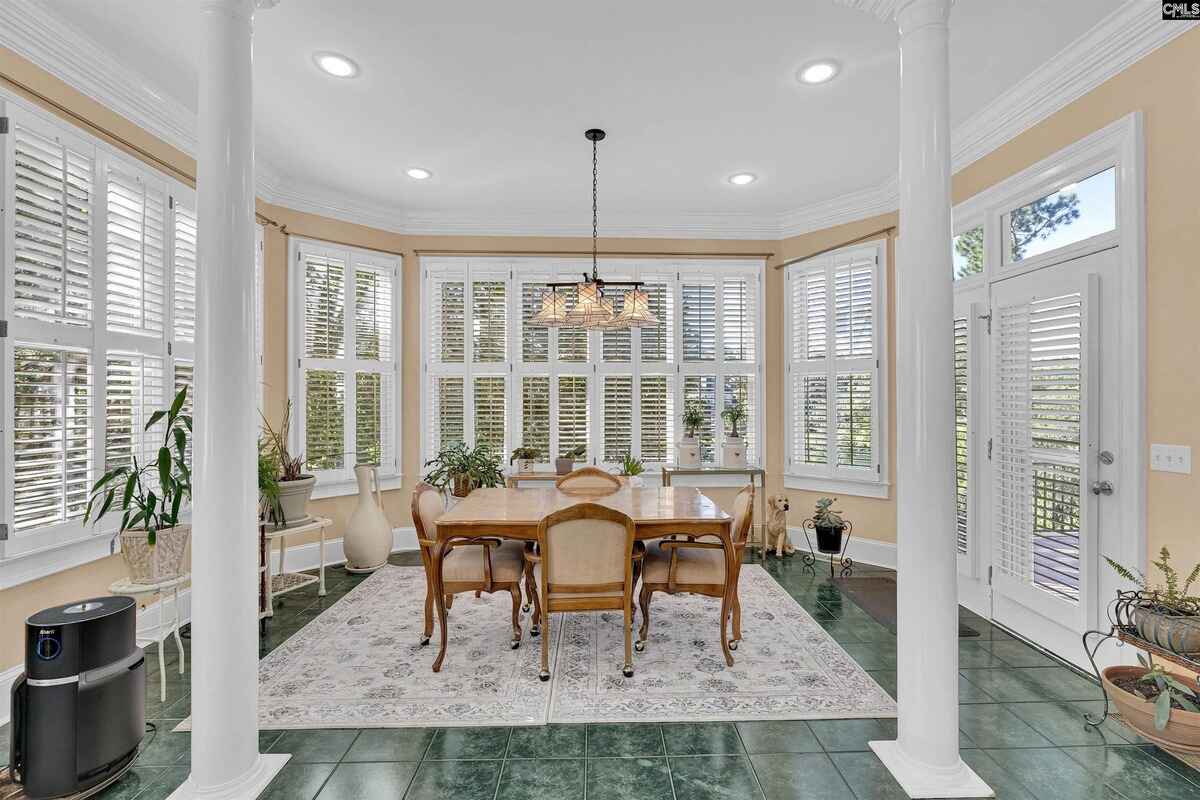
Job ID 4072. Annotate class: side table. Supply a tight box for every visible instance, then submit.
[109,573,189,703]
[260,516,332,624]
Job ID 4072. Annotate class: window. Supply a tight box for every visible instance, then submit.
[1003,166,1116,265]
[785,241,887,497]
[1,100,198,572]
[289,238,401,490]
[422,258,763,470]
[953,226,984,280]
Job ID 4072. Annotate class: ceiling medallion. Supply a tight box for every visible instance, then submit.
[529,129,659,330]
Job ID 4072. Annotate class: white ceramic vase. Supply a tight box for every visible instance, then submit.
[676,437,700,467]
[344,465,392,573]
[722,437,747,467]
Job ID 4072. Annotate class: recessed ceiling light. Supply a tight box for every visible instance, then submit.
[406,167,433,180]
[313,52,359,78]
[728,173,757,186]
[798,60,840,85]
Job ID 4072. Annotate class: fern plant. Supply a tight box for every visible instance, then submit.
[1106,547,1200,609]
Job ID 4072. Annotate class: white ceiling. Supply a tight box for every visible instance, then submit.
[41,0,1125,236]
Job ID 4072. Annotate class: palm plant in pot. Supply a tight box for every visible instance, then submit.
[424,441,505,497]
[85,386,192,584]
[261,401,315,527]
[812,497,847,554]
[676,401,705,467]
[1106,547,1200,655]
[720,399,748,467]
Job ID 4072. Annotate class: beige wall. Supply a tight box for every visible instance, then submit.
[4,27,1200,669]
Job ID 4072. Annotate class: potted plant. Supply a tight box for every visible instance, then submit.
[676,401,704,467]
[812,497,846,554]
[1102,656,1200,752]
[555,443,586,476]
[84,386,192,584]
[258,437,283,525]
[261,401,315,527]
[1106,547,1200,655]
[619,452,645,487]
[424,441,505,497]
[720,400,748,467]
[510,446,540,474]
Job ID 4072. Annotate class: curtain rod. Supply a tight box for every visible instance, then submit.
[774,226,896,269]
[413,248,775,260]
[255,217,408,258]
[1,71,195,185]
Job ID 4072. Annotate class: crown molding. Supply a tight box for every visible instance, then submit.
[3,0,1192,241]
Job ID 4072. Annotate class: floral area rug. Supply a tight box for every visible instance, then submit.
[178,565,895,730]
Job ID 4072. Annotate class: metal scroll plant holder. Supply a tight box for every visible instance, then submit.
[1082,548,1200,728]
[423,441,505,498]
[800,497,854,577]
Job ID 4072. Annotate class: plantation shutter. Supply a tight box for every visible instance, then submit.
[602,375,634,462]
[105,165,166,336]
[429,376,465,456]
[681,280,716,362]
[638,375,672,464]
[519,279,549,363]
[640,279,673,363]
[429,272,466,364]
[473,376,507,454]
[355,265,393,361]
[521,376,551,461]
[104,352,166,472]
[172,199,198,342]
[355,371,393,467]
[682,375,717,462]
[786,244,882,487]
[723,375,756,463]
[955,315,970,555]
[992,289,1087,606]
[11,122,93,326]
[11,347,93,532]
[557,375,589,459]
[722,277,755,362]
[471,279,507,363]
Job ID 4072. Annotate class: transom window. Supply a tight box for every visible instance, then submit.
[784,241,887,497]
[421,257,763,470]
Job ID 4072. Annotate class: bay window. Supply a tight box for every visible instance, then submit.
[784,241,888,498]
[421,257,763,473]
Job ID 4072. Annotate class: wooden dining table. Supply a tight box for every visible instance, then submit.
[432,485,734,672]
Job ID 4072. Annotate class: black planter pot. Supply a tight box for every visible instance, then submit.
[815,525,844,554]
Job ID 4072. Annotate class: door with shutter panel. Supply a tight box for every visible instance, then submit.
[987,247,1118,661]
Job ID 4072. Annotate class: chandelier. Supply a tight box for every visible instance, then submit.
[529,129,659,330]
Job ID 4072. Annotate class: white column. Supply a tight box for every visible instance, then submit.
[858,1,991,797]
[170,1,288,797]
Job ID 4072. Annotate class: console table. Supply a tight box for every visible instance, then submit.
[660,465,769,564]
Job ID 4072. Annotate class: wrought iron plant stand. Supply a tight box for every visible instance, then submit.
[799,518,854,578]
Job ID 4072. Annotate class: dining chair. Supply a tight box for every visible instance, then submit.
[555,465,623,494]
[524,503,642,681]
[411,482,531,650]
[636,485,753,654]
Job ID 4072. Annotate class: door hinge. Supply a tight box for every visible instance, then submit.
[169,195,174,210]
[987,437,993,460]
[0,319,7,338]
[0,116,9,135]
[987,565,993,586]
[167,342,173,356]
[0,523,8,541]
[979,312,992,334]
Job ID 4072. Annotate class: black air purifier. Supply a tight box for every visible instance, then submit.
[9,596,145,798]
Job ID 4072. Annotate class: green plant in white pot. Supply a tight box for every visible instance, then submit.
[261,401,316,527]
[676,401,705,467]
[85,386,192,584]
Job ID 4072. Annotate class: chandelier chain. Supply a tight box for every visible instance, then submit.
[592,136,599,281]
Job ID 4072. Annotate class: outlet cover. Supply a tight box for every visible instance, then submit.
[1150,444,1192,474]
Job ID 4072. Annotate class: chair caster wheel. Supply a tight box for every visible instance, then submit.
[522,603,531,613]
[511,640,521,650]
[539,671,550,682]
[419,637,430,647]
[729,640,739,651]
[531,626,540,637]
[634,641,645,653]
[622,666,634,678]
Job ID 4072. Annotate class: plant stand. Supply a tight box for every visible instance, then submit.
[1082,591,1200,730]
[109,573,189,703]
[799,518,854,578]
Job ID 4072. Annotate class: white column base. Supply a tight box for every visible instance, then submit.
[869,741,993,799]
[167,753,290,800]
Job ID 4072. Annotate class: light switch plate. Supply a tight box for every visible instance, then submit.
[1150,444,1192,474]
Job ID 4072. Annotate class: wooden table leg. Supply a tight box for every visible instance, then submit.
[719,522,735,667]
[431,539,450,672]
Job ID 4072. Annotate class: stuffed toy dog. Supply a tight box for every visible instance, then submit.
[766,494,793,556]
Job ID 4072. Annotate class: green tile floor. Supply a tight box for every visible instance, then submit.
[3,553,1199,799]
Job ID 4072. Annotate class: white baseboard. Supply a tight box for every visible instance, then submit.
[0,528,419,727]
[784,528,898,570]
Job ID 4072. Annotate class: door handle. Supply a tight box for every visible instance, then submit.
[1090,480,1114,496]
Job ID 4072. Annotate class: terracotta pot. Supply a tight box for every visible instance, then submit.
[1102,665,1200,753]
[121,525,190,584]
[1132,606,1200,655]
[276,475,316,526]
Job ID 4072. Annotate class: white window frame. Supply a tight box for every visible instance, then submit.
[287,236,402,499]
[783,240,889,498]
[0,94,197,587]
[420,257,765,479]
